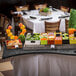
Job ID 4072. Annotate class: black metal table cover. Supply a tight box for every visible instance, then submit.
[2,44,76,59]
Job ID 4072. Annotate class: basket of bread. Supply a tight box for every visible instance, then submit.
[39,8,51,16]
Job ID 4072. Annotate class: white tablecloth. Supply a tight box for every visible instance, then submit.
[12,54,76,76]
[22,10,69,33]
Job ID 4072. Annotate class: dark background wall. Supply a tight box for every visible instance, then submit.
[0,0,75,10]
[0,0,26,18]
[0,0,75,11]
[0,0,75,18]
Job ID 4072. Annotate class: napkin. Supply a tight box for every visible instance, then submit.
[21,10,27,15]
[40,17,52,20]
[58,15,70,18]
[30,16,37,19]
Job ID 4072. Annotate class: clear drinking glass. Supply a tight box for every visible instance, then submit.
[49,6,53,12]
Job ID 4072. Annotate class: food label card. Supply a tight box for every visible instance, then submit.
[50,45,55,49]
[15,45,19,48]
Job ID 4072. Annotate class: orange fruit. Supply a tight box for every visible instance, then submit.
[22,29,26,33]
[19,23,23,27]
[68,28,75,35]
[41,38,47,40]
[8,25,12,30]
[14,36,18,40]
[20,32,24,35]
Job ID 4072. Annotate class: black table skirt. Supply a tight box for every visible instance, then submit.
[2,44,76,59]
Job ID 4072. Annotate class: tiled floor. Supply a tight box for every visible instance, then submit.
[0,44,3,59]
[2,70,14,76]
[0,61,13,71]
[0,45,14,76]
[0,72,4,76]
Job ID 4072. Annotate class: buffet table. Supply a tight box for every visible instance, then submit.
[3,9,75,76]
[2,44,76,76]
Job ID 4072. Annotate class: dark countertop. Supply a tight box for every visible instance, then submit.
[2,44,76,59]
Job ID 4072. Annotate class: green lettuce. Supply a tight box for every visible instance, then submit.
[69,9,76,29]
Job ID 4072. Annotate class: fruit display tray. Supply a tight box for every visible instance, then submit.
[69,37,76,44]
[25,40,40,45]
[5,39,22,49]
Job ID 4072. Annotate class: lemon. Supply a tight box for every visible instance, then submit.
[6,29,11,34]
[8,32,13,37]
[10,36,15,39]
[22,25,25,28]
